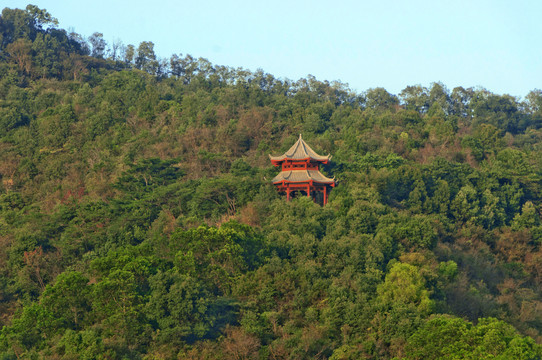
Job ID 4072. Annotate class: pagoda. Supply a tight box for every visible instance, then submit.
[269,134,336,205]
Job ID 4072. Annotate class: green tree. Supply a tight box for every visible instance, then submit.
[88,32,106,58]
[365,87,399,110]
[135,41,158,74]
[404,315,542,360]
[0,5,57,47]
[124,43,135,64]
[450,86,474,117]
[41,271,91,329]
[0,303,58,356]
[406,179,428,213]
[146,271,217,344]
[399,85,429,113]
[451,185,479,223]
[92,269,148,349]
[372,262,433,357]
[427,82,451,115]
[511,201,540,231]
[54,329,109,360]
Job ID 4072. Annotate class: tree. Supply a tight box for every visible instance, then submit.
[124,43,135,64]
[399,85,428,113]
[68,30,90,55]
[404,315,542,360]
[25,4,58,31]
[109,38,123,61]
[92,269,146,347]
[146,271,214,344]
[450,86,474,117]
[427,82,451,115]
[0,303,58,357]
[525,89,542,114]
[471,90,525,133]
[511,201,540,231]
[88,32,106,58]
[406,179,428,213]
[135,41,158,74]
[451,185,480,223]
[41,271,91,329]
[31,32,63,78]
[365,87,399,110]
[170,53,199,83]
[372,262,433,357]
[6,38,33,74]
[114,158,184,195]
[54,329,109,360]
[0,5,57,47]
[0,104,29,135]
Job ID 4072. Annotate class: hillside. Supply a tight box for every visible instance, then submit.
[2,5,542,359]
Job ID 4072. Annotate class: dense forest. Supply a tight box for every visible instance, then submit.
[2,4,542,359]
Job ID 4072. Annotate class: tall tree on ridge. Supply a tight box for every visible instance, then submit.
[135,41,157,74]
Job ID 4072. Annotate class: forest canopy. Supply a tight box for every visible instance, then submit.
[1,4,542,359]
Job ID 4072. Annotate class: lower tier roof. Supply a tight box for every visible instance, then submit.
[272,169,335,184]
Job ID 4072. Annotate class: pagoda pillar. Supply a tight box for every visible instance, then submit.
[286,187,291,201]
[306,184,310,197]
[323,186,328,206]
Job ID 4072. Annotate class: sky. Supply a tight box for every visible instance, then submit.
[3,0,541,98]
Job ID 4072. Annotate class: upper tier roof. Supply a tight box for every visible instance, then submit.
[269,134,331,163]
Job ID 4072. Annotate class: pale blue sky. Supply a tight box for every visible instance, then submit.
[3,0,541,97]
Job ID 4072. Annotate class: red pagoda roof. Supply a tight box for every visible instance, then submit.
[269,134,331,164]
[271,169,335,185]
